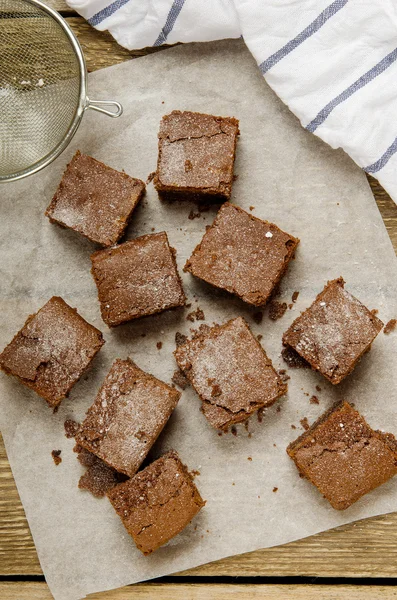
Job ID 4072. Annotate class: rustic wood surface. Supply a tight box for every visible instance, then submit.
[2,582,397,600]
[2,4,397,599]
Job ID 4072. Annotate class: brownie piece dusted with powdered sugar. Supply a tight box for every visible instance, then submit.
[46,151,145,247]
[75,359,180,476]
[154,111,239,202]
[287,401,397,510]
[108,450,205,555]
[90,232,186,327]
[282,278,383,384]
[174,317,287,431]
[0,297,104,407]
[184,203,299,306]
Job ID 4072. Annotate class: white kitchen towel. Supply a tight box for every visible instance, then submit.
[67,0,397,204]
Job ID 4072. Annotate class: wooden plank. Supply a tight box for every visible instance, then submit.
[66,17,169,73]
[44,0,73,12]
[1,582,396,600]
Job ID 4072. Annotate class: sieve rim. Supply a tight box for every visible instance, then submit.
[0,0,88,183]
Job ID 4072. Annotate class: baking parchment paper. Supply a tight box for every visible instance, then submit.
[1,40,397,600]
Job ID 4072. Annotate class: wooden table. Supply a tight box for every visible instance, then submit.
[2,2,397,598]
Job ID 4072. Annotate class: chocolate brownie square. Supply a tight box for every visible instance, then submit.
[174,316,287,430]
[91,232,186,327]
[287,401,397,510]
[0,297,104,407]
[108,450,205,555]
[154,111,239,202]
[76,359,180,476]
[282,278,383,384]
[184,203,299,306]
[45,151,145,247]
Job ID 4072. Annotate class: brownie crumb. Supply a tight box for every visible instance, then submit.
[273,487,278,493]
[188,210,201,220]
[276,406,281,413]
[190,470,201,477]
[156,341,163,350]
[231,426,237,436]
[175,331,187,347]
[186,307,205,322]
[288,303,293,310]
[273,443,277,447]
[64,419,80,439]
[171,369,189,390]
[281,346,310,369]
[291,424,296,429]
[257,408,265,423]
[146,171,156,184]
[268,300,288,321]
[257,334,263,341]
[252,311,263,324]
[310,395,320,405]
[51,450,62,465]
[300,417,310,430]
[247,456,252,461]
[218,432,223,437]
[292,291,299,303]
[278,369,290,383]
[315,385,322,392]
[77,448,127,498]
[371,308,379,316]
[384,319,397,335]
[249,206,255,211]
[53,405,59,414]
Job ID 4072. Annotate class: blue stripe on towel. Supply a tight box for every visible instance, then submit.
[307,47,397,133]
[259,0,348,74]
[88,0,131,26]
[364,136,397,174]
[154,0,186,46]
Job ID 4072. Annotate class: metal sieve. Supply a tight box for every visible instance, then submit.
[0,0,123,183]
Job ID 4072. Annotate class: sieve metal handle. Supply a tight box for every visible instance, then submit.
[85,98,123,118]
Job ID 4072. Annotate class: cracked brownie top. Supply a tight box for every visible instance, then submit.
[0,296,104,407]
[108,450,205,555]
[154,111,239,200]
[174,316,287,431]
[90,232,186,327]
[287,401,397,510]
[282,278,384,384]
[184,202,299,306]
[76,358,180,477]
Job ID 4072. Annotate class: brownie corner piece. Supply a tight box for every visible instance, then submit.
[75,358,180,476]
[45,150,145,247]
[174,316,286,431]
[154,110,239,202]
[287,401,397,510]
[107,450,205,555]
[90,231,186,327]
[282,277,384,384]
[184,202,299,306]
[0,296,104,407]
